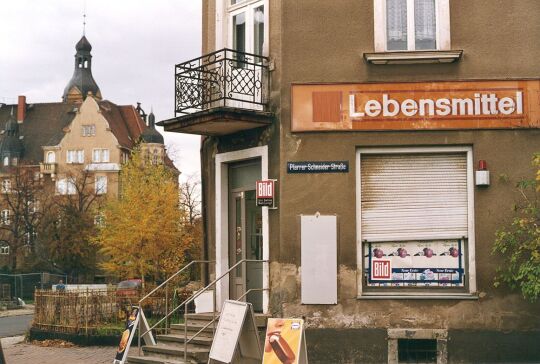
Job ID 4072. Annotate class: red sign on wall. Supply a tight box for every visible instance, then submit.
[256,180,275,207]
[371,259,391,280]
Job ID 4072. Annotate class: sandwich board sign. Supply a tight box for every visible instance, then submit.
[262,318,308,364]
[208,300,262,364]
[113,306,155,364]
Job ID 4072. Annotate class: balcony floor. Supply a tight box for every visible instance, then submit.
[159,107,274,136]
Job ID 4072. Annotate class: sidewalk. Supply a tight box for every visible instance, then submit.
[0,305,34,318]
[1,336,115,364]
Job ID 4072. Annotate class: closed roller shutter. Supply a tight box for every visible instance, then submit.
[361,153,468,242]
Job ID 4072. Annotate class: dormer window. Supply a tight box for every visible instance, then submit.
[46,151,56,164]
[82,124,96,137]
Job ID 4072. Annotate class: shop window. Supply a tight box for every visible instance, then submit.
[374,0,451,52]
[357,147,475,296]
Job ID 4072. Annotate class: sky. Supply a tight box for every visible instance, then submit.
[0,0,202,181]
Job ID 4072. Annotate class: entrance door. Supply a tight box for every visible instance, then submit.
[228,160,263,312]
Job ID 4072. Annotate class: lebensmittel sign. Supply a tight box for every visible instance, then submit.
[291,80,540,131]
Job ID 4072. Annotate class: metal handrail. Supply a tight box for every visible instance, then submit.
[140,258,267,362]
[136,260,214,355]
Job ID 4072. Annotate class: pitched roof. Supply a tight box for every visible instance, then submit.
[0,99,178,172]
[0,103,76,164]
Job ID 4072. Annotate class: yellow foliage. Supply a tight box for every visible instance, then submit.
[96,147,187,284]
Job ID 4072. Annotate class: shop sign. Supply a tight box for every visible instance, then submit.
[256,180,275,207]
[287,161,349,173]
[365,240,465,287]
[292,80,540,131]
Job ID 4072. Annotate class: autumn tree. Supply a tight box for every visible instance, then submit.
[38,167,108,281]
[179,175,203,279]
[0,163,53,271]
[96,147,187,286]
[493,153,540,302]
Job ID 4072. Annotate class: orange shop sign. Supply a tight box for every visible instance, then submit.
[291,80,540,131]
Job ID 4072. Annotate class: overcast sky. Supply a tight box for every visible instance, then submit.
[0,0,202,180]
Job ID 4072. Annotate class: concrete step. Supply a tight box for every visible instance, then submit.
[127,355,191,364]
[170,322,216,335]
[185,312,270,328]
[142,343,209,363]
[158,333,213,346]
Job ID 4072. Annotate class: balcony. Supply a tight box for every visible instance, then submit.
[39,162,57,177]
[159,49,273,136]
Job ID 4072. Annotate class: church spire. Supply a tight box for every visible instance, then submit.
[62,34,102,103]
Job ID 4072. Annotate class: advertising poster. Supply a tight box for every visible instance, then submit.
[113,306,140,364]
[263,318,305,364]
[365,240,464,287]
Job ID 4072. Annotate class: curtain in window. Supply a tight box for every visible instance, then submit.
[387,0,408,50]
[414,0,436,49]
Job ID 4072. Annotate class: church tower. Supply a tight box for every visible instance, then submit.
[62,35,102,103]
[140,111,166,165]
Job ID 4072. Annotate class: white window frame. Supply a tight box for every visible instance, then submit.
[95,175,107,195]
[1,210,10,225]
[3,157,8,167]
[355,146,477,299]
[92,149,110,163]
[67,150,84,164]
[56,178,77,195]
[82,124,96,137]
[1,179,11,193]
[0,243,9,255]
[216,0,270,56]
[374,0,450,52]
[46,151,56,164]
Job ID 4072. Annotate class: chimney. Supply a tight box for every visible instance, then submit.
[17,95,26,123]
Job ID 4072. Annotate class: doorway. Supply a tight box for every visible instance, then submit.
[228,160,263,312]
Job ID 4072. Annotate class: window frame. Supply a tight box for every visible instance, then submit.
[216,0,269,57]
[95,175,108,195]
[355,146,477,299]
[1,209,10,225]
[1,179,11,193]
[67,150,84,164]
[82,124,96,137]
[0,242,9,255]
[374,0,450,52]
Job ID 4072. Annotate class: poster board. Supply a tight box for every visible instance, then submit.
[113,306,155,364]
[300,214,337,304]
[263,318,308,364]
[209,300,262,364]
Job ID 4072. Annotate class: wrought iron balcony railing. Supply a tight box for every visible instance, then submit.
[175,48,269,116]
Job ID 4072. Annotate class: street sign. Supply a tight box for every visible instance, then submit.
[256,180,275,207]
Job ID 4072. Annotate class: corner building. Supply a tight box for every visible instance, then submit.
[161,1,540,362]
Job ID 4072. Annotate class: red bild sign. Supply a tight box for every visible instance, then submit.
[371,260,391,280]
[256,180,275,207]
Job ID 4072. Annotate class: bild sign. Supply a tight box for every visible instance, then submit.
[291,80,540,131]
[256,180,275,207]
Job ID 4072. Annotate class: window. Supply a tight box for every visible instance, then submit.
[0,242,9,255]
[92,149,110,163]
[12,158,17,166]
[357,147,475,296]
[94,213,105,227]
[82,125,96,137]
[1,210,9,225]
[3,157,8,166]
[46,151,56,163]
[1,179,11,193]
[374,0,451,52]
[95,176,107,195]
[152,149,159,165]
[67,150,84,164]
[56,178,76,195]
[24,229,37,246]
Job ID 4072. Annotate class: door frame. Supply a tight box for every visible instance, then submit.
[215,145,269,313]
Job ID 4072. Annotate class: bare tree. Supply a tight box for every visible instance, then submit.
[179,174,201,226]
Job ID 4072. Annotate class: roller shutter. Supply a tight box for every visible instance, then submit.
[360,153,468,242]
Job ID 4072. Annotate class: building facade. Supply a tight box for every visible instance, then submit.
[161,1,540,362]
[0,35,175,272]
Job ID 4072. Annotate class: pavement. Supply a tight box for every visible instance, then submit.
[0,315,33,338]
[1,336,115,364]
[0,305,34,318]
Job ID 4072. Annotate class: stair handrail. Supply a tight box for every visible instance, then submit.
[183,287,269,348]
[140,258,267,362]
[136,259,215,356]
